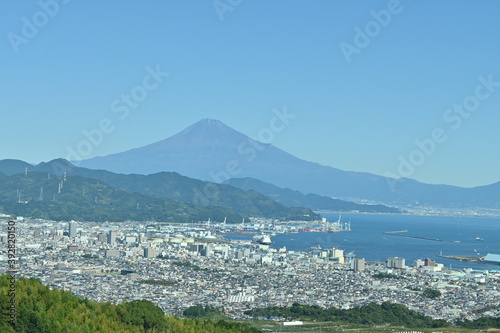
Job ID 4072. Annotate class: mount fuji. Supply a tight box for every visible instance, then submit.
[77,119,500,209]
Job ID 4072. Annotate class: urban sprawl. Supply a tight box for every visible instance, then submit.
[1,217,500,323]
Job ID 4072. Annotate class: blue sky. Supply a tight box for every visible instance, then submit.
[1,0,499,188]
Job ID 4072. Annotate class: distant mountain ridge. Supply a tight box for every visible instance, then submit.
[225,177,403,214]
[0,159,32,176]
[75,119,500,209]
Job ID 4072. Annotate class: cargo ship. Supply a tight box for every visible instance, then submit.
[252,234,272,245]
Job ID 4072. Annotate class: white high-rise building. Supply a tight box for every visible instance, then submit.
[387,257,405,269]
[351,258,365,271]
[107,231,116,245]
[68,222,77,238]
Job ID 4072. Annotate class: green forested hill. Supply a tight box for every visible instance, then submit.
[245,302,450,328]
[0,172,243,223]
[97,171,319,221]
[41,159,321,221]
[1,159,321,221]
[0,275,260,333]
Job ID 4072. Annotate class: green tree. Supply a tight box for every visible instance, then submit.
[422,288,441,299]
[117,300,168,331]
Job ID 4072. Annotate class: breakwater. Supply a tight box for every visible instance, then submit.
[437,255,484,263]
[383,231,460,243]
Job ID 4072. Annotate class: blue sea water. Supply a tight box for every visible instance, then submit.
[225,213,500,271]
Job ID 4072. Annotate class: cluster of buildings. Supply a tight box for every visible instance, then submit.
[1,218,500,323]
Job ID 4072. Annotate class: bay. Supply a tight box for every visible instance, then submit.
[225,213,500,271]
